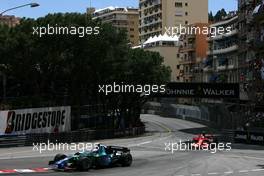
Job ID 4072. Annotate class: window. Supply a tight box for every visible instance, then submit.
[185,12,188,16]
[175,12,183,16]
[130,35,134,38]
[185,21,188,25]
[175,2,183,7]
[177,54,180,58]
[177,65,180,69]
[185,3,188,6]
[130,28,134,31]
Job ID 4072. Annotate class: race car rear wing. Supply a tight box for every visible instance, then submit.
[107,146,130,152]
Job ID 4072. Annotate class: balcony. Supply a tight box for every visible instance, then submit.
[228,65,236,69]
[179,58,196,65]
[207,44,238,55]
[207,29,238,41]
[183,72,194,78]
[141,17,162,27]
[179,44,195,52]
[217,65,227,71]
[203,66,213,72]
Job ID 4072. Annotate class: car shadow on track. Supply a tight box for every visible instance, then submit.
[257,164,264,168]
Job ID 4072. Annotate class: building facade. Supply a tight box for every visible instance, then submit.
[139,0,208,43]
[90,7,139,46]
[251,1,264,109]
[203,13,239,84]
[178,23,209,82]
[237,0,260,101]
[0,15,20,27]
[139,34,180,81]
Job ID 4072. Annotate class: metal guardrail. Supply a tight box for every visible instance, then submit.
[0,135,27,148]
[234,130,264,145]
[219,130,235,143]
[0,126,145,148]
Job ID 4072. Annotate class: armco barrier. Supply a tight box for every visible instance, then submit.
[234,130,264,145]
[0,126,145,147]
[0,135,27,148]
[219,129,235,143]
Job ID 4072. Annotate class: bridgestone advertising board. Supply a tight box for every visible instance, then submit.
[0,106,71,135]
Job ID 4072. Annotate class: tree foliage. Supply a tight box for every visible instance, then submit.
[0,13,170,128]
[208,9,227,22]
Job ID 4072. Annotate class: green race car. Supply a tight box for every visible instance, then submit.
[48,144,132,171]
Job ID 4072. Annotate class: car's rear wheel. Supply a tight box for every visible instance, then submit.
[77,157,92,171]
[121,153,132,167]
[54,154,67,162]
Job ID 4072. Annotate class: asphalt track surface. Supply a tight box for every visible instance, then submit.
[0,114,264,176]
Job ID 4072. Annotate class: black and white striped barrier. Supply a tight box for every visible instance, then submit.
[0,135,27,148]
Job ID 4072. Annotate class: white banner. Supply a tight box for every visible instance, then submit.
[0,106,71,135]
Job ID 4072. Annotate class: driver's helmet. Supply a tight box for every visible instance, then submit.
[201,131,206,137]
[92,143,101,152]
[93,143,106,155]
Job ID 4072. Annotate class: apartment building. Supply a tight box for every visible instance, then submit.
[139,0,208,43]
[0,15,20,27]
[203,13,239,84]
[139,33,181,81]
[90,7,139,46]
[178,23,209,82]
[252,1,264,107]
[237,0,261,101]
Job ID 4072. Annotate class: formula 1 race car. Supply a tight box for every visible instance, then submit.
[191,133,218,149]
[48,144,132,171]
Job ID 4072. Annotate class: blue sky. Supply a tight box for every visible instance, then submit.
[0,0,237,18]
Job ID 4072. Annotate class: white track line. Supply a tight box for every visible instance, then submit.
[251,168,264,172]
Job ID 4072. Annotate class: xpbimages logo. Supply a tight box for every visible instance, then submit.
[32,24,100,37]
[165,141,232,154]
[33,141,99,153]
[98,82,166,95]
[165,24,232,38]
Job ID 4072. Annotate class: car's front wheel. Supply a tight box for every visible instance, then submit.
[77,157,92,171]
[121,153,132,167]
[54,154,67,162]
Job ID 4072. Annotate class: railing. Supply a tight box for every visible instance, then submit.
[234,130,264,145]
[207,45,238,55]
[0,135,27,147]
[0,127,145,148]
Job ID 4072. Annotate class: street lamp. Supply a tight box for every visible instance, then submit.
[0,3,40,16]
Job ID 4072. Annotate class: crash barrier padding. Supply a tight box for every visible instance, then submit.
[0,135,27,148]
[0,126,145,147]
[218,130,235,143]
[234,130,264,145]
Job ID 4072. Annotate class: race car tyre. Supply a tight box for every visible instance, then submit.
[121,153,132,167]
[54,154,67,162]
[77,157,92,171]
